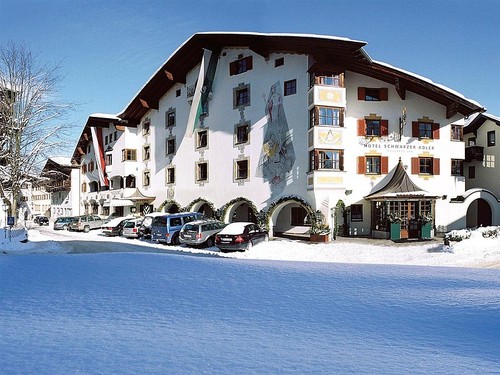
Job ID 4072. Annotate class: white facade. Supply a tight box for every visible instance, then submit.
[70,32,490,239]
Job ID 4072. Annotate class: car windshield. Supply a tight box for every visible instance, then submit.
[183,224,199,231]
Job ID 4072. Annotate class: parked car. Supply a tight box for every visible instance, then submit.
[53,216,76,230]
[151,212,204,245]
[34,215,49,226]
[179,220,225,248]
[69,215,105,233]
[122,218,143,239]
[215,222,268,252]
[138,212,164,239]
[101,216,134,237]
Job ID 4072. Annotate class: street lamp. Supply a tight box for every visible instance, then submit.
[2,201,8,239]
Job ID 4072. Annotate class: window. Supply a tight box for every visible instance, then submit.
[351,204,363,222]
[468,137,476,146]
[166,138,176,156]
[357,156,389,175]
[366,156,381,174]
[487,130,496,147]
[411,157,440,175]
[451,159,463,176]
[451,125,463,141]
[125,175,136,188]
[229,56,253,75]
[114,131,117,141]
[484,154,495,168]
[284,79,296,96]
[88,161,94,172]
[105,135,108,145]
[166,109,176,127]
[366,120,381,137]
[196,162,208,182]
[412,120,440,139]
[235,123,249,145]
[143,171,150,186]
[310,150,344,171]
[310,107,344,127]
[143,120,150,136]
[143,145,150,161]
[122,149,137,161]
[176,89,181,97]
[81,183,87,193]
[358,87,388,101]
[468,165,475,179]
[105,154,112,165]
[357,118,388,137]
[196,130,208,149]
[235,159,249,181]
[81,164,87,174]
[275,57,284,67]
[310,73,344,88]
[234,85,250,108]
[166,167,175,185]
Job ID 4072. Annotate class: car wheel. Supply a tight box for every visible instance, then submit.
[246,240,253,251]
[172,233,180,245]
[63,225,68,231]
[83,225,90,233]
[205,237,214,248]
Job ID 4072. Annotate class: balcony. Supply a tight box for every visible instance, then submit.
[465,145,484,162]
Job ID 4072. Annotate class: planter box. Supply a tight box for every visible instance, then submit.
[390,222,401,241]
[310,234,330,243]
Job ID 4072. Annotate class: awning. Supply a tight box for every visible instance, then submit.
[111,199,135,207]
[365,158,439,200]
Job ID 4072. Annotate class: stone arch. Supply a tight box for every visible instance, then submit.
[157,199,181,213]
[219,197,259,224]
[186,197,216,218]
[266,195,315,239]
[452,188,500,228]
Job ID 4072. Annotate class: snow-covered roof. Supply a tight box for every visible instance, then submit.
[48,156,72,167]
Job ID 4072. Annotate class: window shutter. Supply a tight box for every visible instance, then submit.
[433,158,440,175]
[411,157,419,174]
[432,123,440,139]
[246,56,253,70]
[340,109,345,127]
[229,61,237,76]
[460,126,464,141]
[314,107,319,126]
[381,120,389,136]
[380,88,388,101]
[314,150,319,170]
[357,156,366,174]
[340,150,344,171]
[381,156,389,174]
[412,122,419,138]
[357,119,366,136]
[358,87,365,101]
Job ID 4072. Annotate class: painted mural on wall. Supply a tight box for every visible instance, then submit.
[257,81,296,196]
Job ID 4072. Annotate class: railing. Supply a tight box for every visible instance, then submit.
[465,145,484,162]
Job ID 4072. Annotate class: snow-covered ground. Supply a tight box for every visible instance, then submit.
[1,226,499,374]
[2,224,500,269]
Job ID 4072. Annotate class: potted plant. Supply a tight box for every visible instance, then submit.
[419,213,433,239]
[388,213,402,241]
[309,222,330,243]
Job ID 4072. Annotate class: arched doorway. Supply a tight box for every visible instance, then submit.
[267,197,315,239]
[221,198,258,224]
[188,199,216,219]
[466,198,492,227]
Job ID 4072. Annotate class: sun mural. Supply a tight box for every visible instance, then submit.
[256,81,296,196]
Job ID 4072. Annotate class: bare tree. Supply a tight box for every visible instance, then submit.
[0,42,73,219]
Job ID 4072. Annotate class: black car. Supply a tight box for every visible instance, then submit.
[215,222,268,252]
[35,216,49,226]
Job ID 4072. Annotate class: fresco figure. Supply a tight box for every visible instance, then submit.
[257,82,295,196]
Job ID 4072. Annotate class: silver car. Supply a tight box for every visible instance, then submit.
[179,220,225,248]
[122,218,142,239]
[69,215,105,233]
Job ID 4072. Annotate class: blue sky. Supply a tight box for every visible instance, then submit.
[1,0,498,155]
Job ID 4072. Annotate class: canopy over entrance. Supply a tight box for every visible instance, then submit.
[365,159,439,200]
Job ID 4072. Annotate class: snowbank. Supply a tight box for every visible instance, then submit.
[2,226,500,269]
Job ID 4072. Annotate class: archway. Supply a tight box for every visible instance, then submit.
[267,196,315,239]
[187,198,216,219]
[158,200,181,214]
[221,197,258,224]
[466,198,492,228]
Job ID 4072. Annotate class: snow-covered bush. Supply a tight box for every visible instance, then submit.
[477,226,500,239]
[445,229,471,242]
